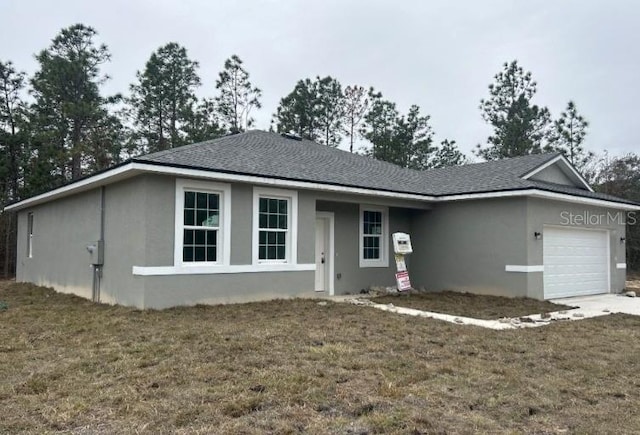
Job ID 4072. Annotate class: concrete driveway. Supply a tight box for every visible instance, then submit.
[552,293,640,317]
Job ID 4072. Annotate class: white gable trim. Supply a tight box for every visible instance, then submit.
[522,154,594,192]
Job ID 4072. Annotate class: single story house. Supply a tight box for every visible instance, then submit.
[6,130,639,309]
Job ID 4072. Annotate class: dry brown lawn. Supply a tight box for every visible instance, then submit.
[371,291,573,320]
[1,281,640,434]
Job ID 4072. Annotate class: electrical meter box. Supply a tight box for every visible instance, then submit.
[392,232,413,254]
[86,240,104,265]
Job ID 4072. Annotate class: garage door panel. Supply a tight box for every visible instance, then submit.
[543,227,609,299]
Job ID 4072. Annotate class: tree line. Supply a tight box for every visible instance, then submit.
[1,24,638,276]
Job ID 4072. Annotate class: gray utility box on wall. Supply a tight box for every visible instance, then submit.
[86,240,104,265]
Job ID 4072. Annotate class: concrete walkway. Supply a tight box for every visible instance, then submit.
[344,293,640,330]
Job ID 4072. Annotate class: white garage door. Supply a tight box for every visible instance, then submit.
[543,227,609,299]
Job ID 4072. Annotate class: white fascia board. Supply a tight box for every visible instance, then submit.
[522,155,594,192]
[6,161,639,212]
[438,189,640,211]
[4,163,139,211]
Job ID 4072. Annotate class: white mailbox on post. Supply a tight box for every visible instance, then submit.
[392,232,413,255]
[392,232,412,291]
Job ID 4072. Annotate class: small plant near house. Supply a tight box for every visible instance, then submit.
[0,301,8,311]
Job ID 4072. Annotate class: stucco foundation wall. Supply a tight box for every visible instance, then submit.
[15,189,102,299]
[316,200,412,294]
[525,197,627,299]
[410,198,529,298]
[142,271,314,309]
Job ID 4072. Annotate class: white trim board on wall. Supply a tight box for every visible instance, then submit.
[132,263,316,276]
[505,265,544,273]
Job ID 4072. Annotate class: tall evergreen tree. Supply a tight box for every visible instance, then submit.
[273,76,344,146]
[594,153,640,270]
[362,92,435,169]
[360,91,398,161]
[273,78,318,140]
[0,60,28,200]
[476,60,551,160]
[432,139,467,168]
[215,55,262,133]
[393,105,434,170]
[0,60,29,279]
[546,101,592,170]
[342,85,370,152]
[184,98,224,143]
[129,42,201,152]
[30,24,115,180]
[315,76,344,147]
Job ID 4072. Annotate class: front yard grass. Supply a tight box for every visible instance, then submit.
[1,281,640,434]
[371,291,572,320]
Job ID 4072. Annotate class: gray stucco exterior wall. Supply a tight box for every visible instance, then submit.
[14,171,631,307]
[409,196,628,299]
[16,189,103,299]
[410,198,530,297]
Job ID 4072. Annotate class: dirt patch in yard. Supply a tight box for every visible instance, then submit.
[371,291,573,320]
[627,271,640,292]
[1,281,640,434]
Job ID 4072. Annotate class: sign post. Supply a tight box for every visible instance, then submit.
[392,233,413,292]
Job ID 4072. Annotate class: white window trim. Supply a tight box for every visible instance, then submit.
[174,179,231,268]
[252,186,298,265]
[359,205,389,268]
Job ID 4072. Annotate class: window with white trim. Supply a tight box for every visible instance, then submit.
[182,191,220,262]
[359,205,389,268]
[27,212,34,258]
[253,187,298,264]
[175,179,231,267]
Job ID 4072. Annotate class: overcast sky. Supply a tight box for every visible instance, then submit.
[1,0,638,158]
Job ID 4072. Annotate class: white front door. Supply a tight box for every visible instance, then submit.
[315,213,334,294]
[315,217,328,291]
[543,226,610,299]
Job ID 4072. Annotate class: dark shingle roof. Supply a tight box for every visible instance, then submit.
[133,130,636,205]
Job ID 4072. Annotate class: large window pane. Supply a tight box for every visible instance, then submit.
[257,196,289,262]
[183,189,220,263]
[362,210,383,261]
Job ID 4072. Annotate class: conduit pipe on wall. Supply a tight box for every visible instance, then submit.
[91,186,106,303]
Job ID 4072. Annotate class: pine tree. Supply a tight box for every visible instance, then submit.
[547,101,592,170]
[362,92,435,169]
[214,55,262,133]
[31,24,114,180]
[342,85,370,152]
[0,60,28,200]
[129,42,201,152]
[431,139,466,168]
[273,76,344,146]
[0,60,29,279]
[477,60,551,160]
